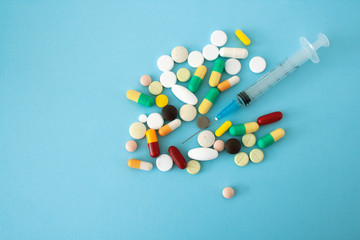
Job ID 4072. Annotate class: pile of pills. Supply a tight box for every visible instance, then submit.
[125,29,286,199]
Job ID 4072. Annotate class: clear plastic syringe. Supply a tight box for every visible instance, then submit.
[182,33,329,144]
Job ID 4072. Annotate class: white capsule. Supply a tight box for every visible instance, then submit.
[140,161,153,171]
[188,148,219,161]
[227,76,240,86]
[219,47,248,59]
[171,84,198,105]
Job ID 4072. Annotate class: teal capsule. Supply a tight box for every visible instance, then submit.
[198,88,220,114]
[209,59,225,87]
[188,65,207,92]
[257,128,285,148]
[229,122,259,136]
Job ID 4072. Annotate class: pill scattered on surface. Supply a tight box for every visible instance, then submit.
[127,90,155,107]
[138,114,147,123]
[220,47,248,59]
[202,44,219,61]
[198,87,220,114]
[186,160,201,175]
[171,46,188,63]
[146,129,160,158]
[187,51,204,68]
[188,65,207,93]
[209,59,225,87]
[129,122,146,139]
[188,148,219,161]
[197,116,210,129]
[257,111,283,125]
[148,81,163,95]
[147,113,164,130]
[128,159,153,171]
[125,140,137,152]
[157,55,174,72]
[225,138,241,154]
[217,76,240,92]
[222,187,234,199]
[156,154,173,172]
[161,105,178,121]
[155,94,168,108]
[176,68,191,82]
[160,71,177,88]
[215,121,232,137]
[171,85,198,105]
[229,122,259,136]
[225,58,241,75]
[179,104,197,122]
[198,130,215,148]
[140,75,152,86]
[249,56,266,73]
[158,119,181,136]
[235,29,251,46]
[242,134,256,147]
[168,146,187,169]
[211,30,227,47]
[249,149,264,163]
[234,152,249,166]
[258,128,285,148]
[213,140,225,152]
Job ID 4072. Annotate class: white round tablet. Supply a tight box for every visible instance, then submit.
[129,122,146,139]
[198,130,215,148]
[156,154,173,172]
[187,51,204,68]
[171,46,188,63]
[210,30,227,47]
[157,55,174,72]
[160,71,177,88]
[147,113,164,130]
[225,58,241,75]
[202,44,219,61]
[138,114,147,123]
[249,56,266,73]
[179,104,197,122]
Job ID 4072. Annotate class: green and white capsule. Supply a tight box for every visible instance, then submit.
[257,128,285,148]
[209,59,225,87]
[229,122,259,136]
[188,65,207,93]
[198,88,220,114]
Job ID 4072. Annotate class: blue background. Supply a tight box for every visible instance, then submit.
[1,1,359,239]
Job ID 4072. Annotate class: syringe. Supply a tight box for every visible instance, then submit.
[182,33,329,144]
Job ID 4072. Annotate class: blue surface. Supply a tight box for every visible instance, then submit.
[1,1,360,239]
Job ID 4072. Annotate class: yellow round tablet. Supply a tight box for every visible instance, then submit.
[250,149,264,163]
[155,94,168,108]
[242,134,256,147]
[149,81,163,95]
[176,68,191,82]
[186,160,201,175]
[234,152,249,167]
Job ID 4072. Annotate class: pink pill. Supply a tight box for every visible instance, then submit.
[126,140,137,152]
[213,140,225,152]
[140,75,152,86]
[222,187,235,199]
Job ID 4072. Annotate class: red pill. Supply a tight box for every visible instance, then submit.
[168,146,187,169]
[257,111,283,125]
[146,129,160,158]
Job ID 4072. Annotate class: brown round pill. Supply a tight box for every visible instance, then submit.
[196,116,210,129]
[161,105,178,121]
[225,138,241,154]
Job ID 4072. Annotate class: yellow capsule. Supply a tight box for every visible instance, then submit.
[215,121,232,137]
[198,99,213,115]
[126,90,141,102]
[194,65,207,79]
[270,128,285,141]
[235,29,251,46]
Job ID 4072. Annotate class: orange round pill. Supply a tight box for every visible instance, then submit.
[222,187,235,199]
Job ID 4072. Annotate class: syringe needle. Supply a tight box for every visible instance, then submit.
[182,119,216,144]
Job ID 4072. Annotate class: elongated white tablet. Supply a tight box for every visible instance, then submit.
[156,154,173,172]
[188,148,219,161]
[187,51,204,68]
[219,47,248,59]
[160,71,177,88]
[210,30,227,47]
[225,58,241,75]
[202,44,219,61]
[157,55,174,72]
[171,84,198,105]
[249,56,266,73]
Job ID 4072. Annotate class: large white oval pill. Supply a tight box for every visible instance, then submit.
[219,47,248,59]
[171,84,198,105]
[249,56,266,73]
[210,30,227,47]
[147,113,164,130]
[202,44,219,61]
[156,154,173,172]
[157,55,174,72]
[187,51,204,68]
[160,71,177,88]
[225,58,241,75]
[188,148,219,161]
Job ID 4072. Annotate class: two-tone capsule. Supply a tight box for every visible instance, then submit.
[146,129,160,158]
[126,90,155,107]
[209,59,225,87]
[158,119,181,136]
[128,159,153,171]
[257,111,283,125]
[229,122,259,136]
[198,88,220,114]
[168,146,187,169]
[188,65,207,93]
[258,128,285,148]
[217,76,240,92]
[215,121,232,137]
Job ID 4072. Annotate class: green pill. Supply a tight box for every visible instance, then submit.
[188,65,207,92]
[229,122,259,136]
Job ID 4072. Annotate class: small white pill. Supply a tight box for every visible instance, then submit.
[160,71,177,88]
[171,85,198,105]
[157,55,174,72]
[198,130,215,148]
[202,44,219,61]
[249,56,266,73]
[156,154,173,172]
[147,113,164,130]
[138,114,147,123]
[171,46,188,63]
[220,47,248,59]
[210,30,227,47]
[187,51,204,68]
[188,148,219,161]
[179,104,197,122]
[225,58,241,75]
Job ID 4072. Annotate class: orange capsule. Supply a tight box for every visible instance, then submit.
[158,119,182,136]
[128,159,153,171]
[146,129,160,158]
[217,76,240,92]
